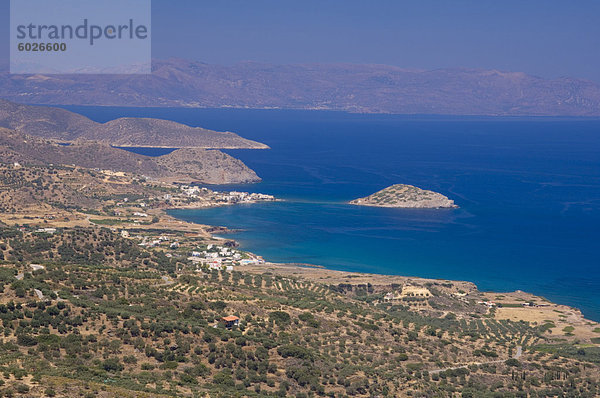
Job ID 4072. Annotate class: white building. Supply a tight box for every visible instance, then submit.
[36,228,57,234]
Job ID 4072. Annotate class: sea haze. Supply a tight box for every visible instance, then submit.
[64,106,600,321]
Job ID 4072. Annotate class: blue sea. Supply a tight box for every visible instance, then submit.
[63,106,600,321]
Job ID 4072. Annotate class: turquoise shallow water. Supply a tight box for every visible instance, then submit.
[63,106,600,321]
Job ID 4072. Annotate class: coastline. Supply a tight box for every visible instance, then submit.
[2,159,598,358]
[162,203,600,341]
[348,201,458,209]
[1,146,599,395]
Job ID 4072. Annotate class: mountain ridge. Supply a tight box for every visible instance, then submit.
[0,99,269,149]
[2,58,600,116]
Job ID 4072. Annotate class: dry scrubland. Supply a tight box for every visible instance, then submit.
[0,163,599,397]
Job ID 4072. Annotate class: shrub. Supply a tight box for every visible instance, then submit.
[102,357,124,372]
[16,334,38,346]
[277,345,313,361]
[213,370,235,386]
[298,312,320,328]
[44,388,57,397]
[474,348,498,358]
[285,366,320,387]
[209,301,227,311]
[269,311,291,326]
[123,355,137,364]
[15,384,30,393]
[161,361,178,370]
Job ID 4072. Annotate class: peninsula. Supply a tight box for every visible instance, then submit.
[350,184,458,208]
[0,99,269,149]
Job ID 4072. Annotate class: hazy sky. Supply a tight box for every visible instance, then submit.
[1,0,599,81]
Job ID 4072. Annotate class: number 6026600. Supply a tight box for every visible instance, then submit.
[17,42,67,52]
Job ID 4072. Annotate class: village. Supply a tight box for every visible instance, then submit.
[98,185,273,273]
[109,184,277,212]
[177,185,276,205]
[121,226,266,273]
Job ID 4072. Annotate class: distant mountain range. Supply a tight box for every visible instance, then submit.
[0,99,267,149]
[2,58,600,116]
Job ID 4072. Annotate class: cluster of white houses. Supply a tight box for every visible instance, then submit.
[121,230,265,272]
[35,227,57,234]
[178,185,276,204]
[112,187,275,212]
[135,234,173,248]
[187,243,265,271]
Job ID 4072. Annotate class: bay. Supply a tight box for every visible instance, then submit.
[63,105,600,321]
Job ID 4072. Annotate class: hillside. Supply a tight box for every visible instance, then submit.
[0,163,155,213]
[0,163,598,396]
[2,59,600,115]
[350,184,458,208]
[0,99,268,149]
[154,147,259,184]
[0,127,260,184]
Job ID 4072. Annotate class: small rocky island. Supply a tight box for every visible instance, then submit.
[350,184,458,209]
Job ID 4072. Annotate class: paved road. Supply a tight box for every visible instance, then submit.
[429,346,522,374]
